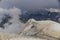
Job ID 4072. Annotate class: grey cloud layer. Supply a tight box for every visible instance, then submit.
[0,7,25,34]
[0,0,59,9]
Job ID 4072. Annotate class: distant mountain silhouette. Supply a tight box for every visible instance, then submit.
[20,9,60,23]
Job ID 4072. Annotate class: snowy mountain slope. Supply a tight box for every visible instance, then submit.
[21,19,60,40]
[0,32,47,40]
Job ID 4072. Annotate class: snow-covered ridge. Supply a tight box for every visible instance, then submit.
[21,19,60,40]
[0,19,60,40]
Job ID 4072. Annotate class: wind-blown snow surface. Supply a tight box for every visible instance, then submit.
[0,7,25,34]
[0,32,47,40]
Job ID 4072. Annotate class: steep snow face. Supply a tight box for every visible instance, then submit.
[21,19,60,39]
[0,7,25,34]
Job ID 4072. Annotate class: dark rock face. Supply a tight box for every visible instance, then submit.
[20,9,60,23]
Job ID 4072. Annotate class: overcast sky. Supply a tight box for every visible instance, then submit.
[0,0,60,10]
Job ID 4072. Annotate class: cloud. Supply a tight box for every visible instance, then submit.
[0,7,25,34]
